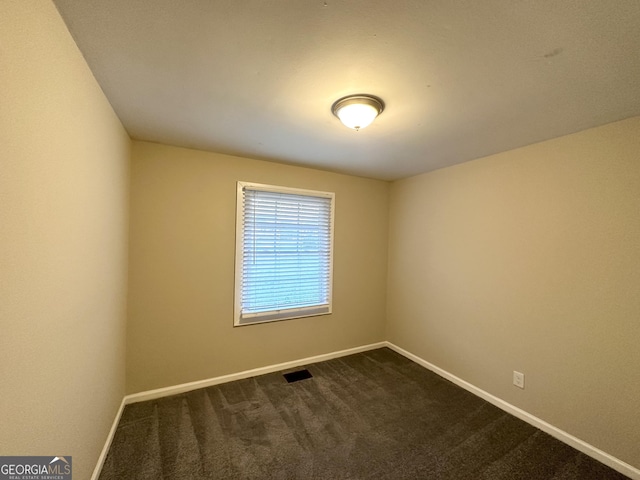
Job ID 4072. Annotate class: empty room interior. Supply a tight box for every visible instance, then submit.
[2,0,640,479]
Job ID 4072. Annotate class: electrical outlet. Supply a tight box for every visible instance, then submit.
[513,371,525,389]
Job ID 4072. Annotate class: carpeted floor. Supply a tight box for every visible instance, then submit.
[99,348,629,479]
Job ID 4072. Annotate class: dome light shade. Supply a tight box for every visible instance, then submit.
[332,95,384,131]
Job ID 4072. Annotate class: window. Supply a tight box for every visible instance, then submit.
[234,182,334,326]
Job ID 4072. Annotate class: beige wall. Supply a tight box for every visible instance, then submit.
[0,1,130,478]
[127,141,388,393]
[387,117,640,468]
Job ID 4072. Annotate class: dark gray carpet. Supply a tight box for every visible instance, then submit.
[99,348,629,479]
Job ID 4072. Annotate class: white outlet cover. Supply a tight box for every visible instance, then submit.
[513,371,525,389]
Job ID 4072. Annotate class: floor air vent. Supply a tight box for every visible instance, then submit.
[283,369,313,383]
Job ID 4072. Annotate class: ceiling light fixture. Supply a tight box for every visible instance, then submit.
[331,94,384,131]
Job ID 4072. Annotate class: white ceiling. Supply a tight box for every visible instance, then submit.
[53,0,640,180]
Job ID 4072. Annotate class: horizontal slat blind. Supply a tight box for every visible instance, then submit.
[240,186,333,319]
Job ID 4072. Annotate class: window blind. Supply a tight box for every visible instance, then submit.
[237,184,334,324]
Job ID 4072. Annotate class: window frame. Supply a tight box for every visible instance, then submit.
[234,181,335,327]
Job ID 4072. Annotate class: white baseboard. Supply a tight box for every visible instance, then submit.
[90,396,126,480]
[385,341,640,480]
[124,342,387,405]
